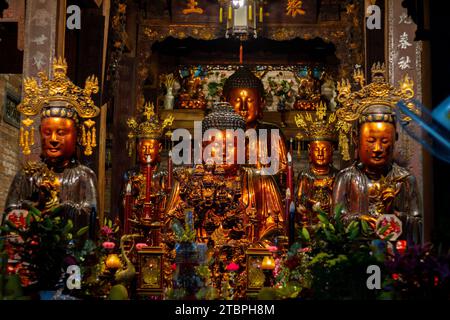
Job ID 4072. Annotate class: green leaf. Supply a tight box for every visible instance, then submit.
[76,226,89,237]
[301,227,310,242]
[26,205,42,217]
[62,219,73,235]
[108,220,112,228]
[333,203,343,221]
[383,233,394,241]
[361,220,369,234]
[317,212,329,225]
[377,225,389,236]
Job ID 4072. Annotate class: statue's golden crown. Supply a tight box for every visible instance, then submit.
[16,57,100,156]
[19,57,100,119]
[295,101,337,141]
[336,62,415,123]
[127,102,174,140]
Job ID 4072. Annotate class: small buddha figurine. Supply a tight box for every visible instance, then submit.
[294,102,339,226]
[124,102,174,239]
[223,67,288,176]
[333,63,422,244]
[3,57,99,232]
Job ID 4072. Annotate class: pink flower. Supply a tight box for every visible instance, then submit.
[101,226,113,236]
[102,241,115,250]
[299,247,311,253]
[267,245,278,253]
[171,263,177,271]
[136,243,147,250]
[226,262,240,272]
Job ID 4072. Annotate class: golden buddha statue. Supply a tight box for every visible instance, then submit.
[223,67,288,176]
[178,66,206,109]
[3,57,99,232]
[333,63,422,244]
[124,102,174,241]
[294,102,339,226]
[163,103,285,296]
[165,103,284,244]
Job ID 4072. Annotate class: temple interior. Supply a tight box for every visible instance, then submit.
[0,0,450,302]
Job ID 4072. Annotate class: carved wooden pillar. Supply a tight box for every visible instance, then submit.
[22,0,59,161]
[387,0,426,240]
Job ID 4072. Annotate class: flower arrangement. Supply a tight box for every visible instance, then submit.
[266,73,295,111]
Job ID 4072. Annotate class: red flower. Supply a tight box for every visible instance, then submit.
[434,276,439,287]
[392,273,399,280]
[226,262,240,272]
[171,263,177,271]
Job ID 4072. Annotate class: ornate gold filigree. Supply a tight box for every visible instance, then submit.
[336,62,417,123]
[127,101,174,140]
[17,57,100,155]
[295,101,350,159]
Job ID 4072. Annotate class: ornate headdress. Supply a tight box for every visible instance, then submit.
[295,101,351,160]
[336,62,416,124]
[127,101,174,140]
[222,66,264,98]
[18,57,100,155]
[335,63,417,160]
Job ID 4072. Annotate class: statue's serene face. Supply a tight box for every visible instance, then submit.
[308,140,333,167]
[227,88,262,126]
[138,139,161,166]
[359,122,395,170]
[40,117,77,162]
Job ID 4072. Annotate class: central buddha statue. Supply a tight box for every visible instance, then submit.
[223,67,288,177]
[163,103,285,297]
[164,103,285,245]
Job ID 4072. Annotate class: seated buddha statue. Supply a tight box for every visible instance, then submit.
[333,63,422,244]
[178,66,206,109]
[223,67,288,177]
[3,58,99,233]
[123,102,174,243]
[163,103,285,296]
[294,102,339,227]
[164,103,285,245]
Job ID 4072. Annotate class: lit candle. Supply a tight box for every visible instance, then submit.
[259,6,263,22]
[261,256,275,270]
[248,5,252,21]
[219,7,223,23]
[105,254,122,270]
[239,44,243,64]
[228,5,232,20]
[124,181,132,233]
[144,155,152,220]
[285,188,291,228]
[287,152,293,199]
[168,150,173,190]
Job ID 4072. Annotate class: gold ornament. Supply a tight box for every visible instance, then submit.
[336,62,416,123]
[336,62,417,160]
[286,0,306,18]
[127,101,174,140]
[295,101,351,160]
[17,57,100,155]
